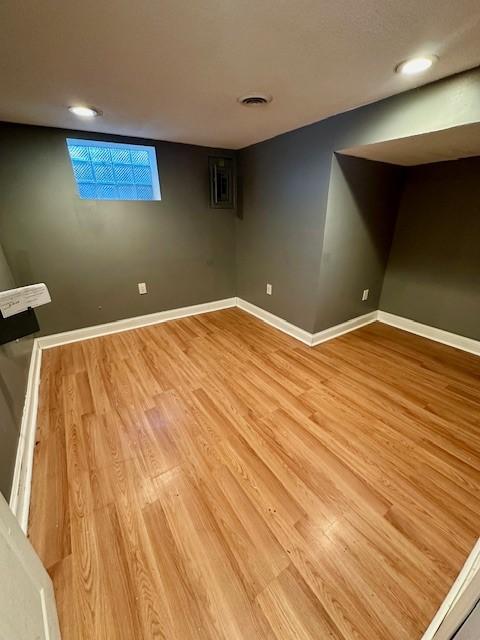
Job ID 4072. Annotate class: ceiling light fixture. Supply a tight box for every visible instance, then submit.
[68,105,102,118]
[395,56,437,76]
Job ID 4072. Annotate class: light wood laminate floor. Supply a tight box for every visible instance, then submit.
[28,308,480,640]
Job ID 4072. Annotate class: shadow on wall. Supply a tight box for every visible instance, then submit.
[336,153,404,263]
[314,153,405,333]
[379,157,480,340]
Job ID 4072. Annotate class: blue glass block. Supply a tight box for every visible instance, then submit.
[72,161,94,183]
[67,139,159,200]
[89,146,111,162]
[136,185,153,200]
[68,145,90,161]
[110,148,131,164]
[113,164,134,184]
[133,165,152,185]
[117,184,137,199]
[130,149,149,165]
[78,183,97,199]
[93,163,115,184]
[96,184,119,199]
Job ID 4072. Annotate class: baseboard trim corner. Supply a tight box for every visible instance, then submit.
[37,297,237,349]
[9,339,42,533]
[236,298,313,345]
[236,298,377,347]
[377,311,480,356]
[311,311,377,346]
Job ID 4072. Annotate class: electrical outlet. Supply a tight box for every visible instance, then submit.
[362,289,369,301]
[138,282,147,295]
[266,283,272,295]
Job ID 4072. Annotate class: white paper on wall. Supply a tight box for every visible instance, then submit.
[0,283,51,318]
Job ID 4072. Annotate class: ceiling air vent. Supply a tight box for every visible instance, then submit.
[238,93,272,106]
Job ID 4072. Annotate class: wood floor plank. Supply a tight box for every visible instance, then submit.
[257,564,340,640]
[29,423,71,569]
[153,468,268,639]
[69,506,117,639]
[48,555,75,640]
[142,496,219,640]
[28,312,480,640]
[92,504,145,639]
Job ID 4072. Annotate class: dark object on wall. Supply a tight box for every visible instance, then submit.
[0,308,39,345]
[209,157,236,209]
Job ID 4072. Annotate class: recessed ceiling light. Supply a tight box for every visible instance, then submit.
[68,105,102,117]
[395,56,437,76]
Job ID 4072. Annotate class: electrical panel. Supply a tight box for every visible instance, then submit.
[209,157,236,209]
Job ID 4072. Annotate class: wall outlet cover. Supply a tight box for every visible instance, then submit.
[362,289,369,301]
[138,282,147,295]
[266,283,272,295]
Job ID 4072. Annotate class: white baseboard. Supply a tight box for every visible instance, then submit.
[35,300,480,355]
[236,298,313,345]
[37,297,237,349]
[236,298,377,347]
[311,311,377,346]
[236,301,480,356]
[421,537,480,640]
[377,311,480,356]
[9,340,42,533]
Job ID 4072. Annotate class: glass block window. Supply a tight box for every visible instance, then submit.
[66,138,161,201]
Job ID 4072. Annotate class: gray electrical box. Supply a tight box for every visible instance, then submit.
[209,157,236,209]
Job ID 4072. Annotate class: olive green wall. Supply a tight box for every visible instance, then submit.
[315,154,404,332]
[0,242,33,499]
[236,131,330,331]
[0,124,236,336]
[237,67,480,332]
[380,157,480,340]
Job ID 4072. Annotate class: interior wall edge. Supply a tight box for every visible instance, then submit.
[8,339,42,533]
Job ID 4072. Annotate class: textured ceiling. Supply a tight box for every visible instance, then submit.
[1,1,480,149]
[340,123,480,166]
